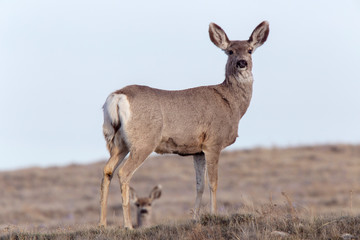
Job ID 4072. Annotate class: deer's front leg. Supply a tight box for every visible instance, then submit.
[204,150,220,214]
[193,153,206,219]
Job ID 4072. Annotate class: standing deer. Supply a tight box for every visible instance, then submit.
[99,21,269,229]
[129,185,162,228]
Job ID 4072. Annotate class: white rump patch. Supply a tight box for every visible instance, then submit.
[103,93,131,144]
[118,94,131,126]
[103,93,131,126]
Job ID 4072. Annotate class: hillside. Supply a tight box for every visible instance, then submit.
[0,144,359,237]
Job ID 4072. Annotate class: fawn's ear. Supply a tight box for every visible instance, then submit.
[149,185,162,201]
[129,187,138,203]
[209,23,230,50]
[248,21,269,52]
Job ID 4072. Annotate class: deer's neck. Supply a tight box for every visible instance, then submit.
[225,69,254,85]
[221,72,254,119]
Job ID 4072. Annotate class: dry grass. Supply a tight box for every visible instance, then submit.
[0,144,359,239]
[2,210,360,239]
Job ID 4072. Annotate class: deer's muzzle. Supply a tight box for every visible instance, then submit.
[236,60,248,69]
[140,209,149,214]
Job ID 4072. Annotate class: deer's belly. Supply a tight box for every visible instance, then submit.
[154,137,203,156]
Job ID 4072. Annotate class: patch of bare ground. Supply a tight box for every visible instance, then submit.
[0,144,359,239]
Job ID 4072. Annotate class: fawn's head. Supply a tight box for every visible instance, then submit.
[209,21,269,82]
[130,185,162,228]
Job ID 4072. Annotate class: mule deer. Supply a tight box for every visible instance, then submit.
[99,21,269,229]
[129,185,162,228]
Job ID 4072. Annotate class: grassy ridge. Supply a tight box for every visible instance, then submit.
[2,212,359,240]
[1,145,360,239]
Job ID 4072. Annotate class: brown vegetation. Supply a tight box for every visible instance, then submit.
[0,144,359,239]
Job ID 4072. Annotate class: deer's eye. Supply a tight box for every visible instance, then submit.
[248,49,253,54]
[228,50,233,55]
[135,203,140,207]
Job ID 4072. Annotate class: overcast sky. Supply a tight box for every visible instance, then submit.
[1,0,359,170]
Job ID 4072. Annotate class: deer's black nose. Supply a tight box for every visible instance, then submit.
[140,209,148,214]
[236,60,248,69]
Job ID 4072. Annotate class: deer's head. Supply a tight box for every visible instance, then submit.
[130,185,162,228]
[209,21,269,82]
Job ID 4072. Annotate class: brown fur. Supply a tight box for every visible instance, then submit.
[99,21,270,229]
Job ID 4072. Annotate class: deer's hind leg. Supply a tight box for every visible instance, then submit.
[99,138,129,227]
[117,147,154,229]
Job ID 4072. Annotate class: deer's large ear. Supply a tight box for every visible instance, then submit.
[248,21,269,51]
[129,187,138,204]
[209,23,230,50]
[149,185,162,201]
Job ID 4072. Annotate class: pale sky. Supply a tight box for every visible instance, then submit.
[1,0,359,170]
